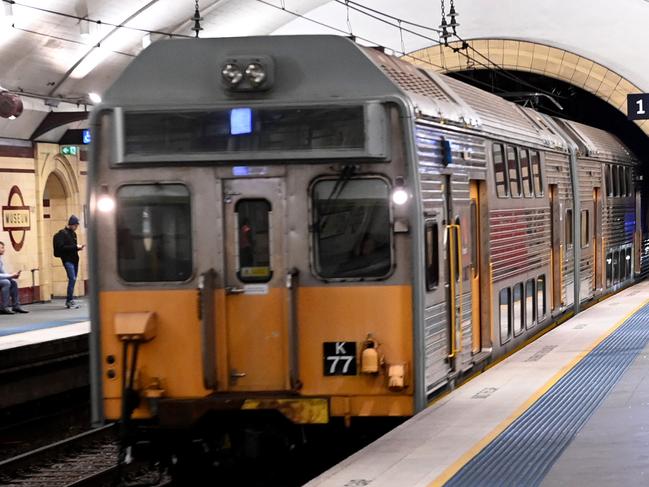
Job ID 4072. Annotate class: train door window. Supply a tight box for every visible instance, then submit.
[506,145,521,197]
[565,209,573,247]
[525,279,536,329]
[537,275,546,321]
[499,287,511,344]
[604,165,612,197]
[470,201,478,278]
[606,253,612,287]
[312,178,392,279]
[513,283,524,336]
[580,210,589,248]
[519,149,533,198]
[625,247,632,279]
[620,167,627,197]
[453,217,461,283]
[493,143,509,198]
[116,184,192,282]
[425,221,439,290]
[236,199,272,283]
[612,250,619,284]
[531,151,543,196]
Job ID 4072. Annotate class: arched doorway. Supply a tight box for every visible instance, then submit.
[42,172,73,299]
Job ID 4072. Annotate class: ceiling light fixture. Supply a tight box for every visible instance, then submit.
[80,18,90,37]
[3,1,14,20]
[88,92,102,104]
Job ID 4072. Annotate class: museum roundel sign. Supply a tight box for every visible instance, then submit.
[2,186,30,251]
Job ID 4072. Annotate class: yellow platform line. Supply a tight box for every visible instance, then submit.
[428,295,649,487]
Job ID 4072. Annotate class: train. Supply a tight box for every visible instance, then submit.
[87,35,643,474]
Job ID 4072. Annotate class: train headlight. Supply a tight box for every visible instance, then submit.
[392,188,409,205]
[97,195,115,213]
[245,63,266,87]
[392,176,409,205]
[221,56,274,92]
[222,63,243,86]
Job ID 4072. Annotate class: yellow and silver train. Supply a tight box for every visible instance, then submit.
[88,35,642,465]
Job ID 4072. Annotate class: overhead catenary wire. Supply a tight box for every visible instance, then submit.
[331,0,557,97]
[255,0,509,94]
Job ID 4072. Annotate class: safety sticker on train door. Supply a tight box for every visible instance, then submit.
[323,342,357,376]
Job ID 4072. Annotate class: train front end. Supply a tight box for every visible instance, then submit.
[88,35,420,467]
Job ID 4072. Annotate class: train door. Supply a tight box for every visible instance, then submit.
[550,184,561,312]
[222,178,287,391]
[594,187,602,291]
[445,175,472,372]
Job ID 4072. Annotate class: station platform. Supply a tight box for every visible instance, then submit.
[307,280,649,487]
[0,299,89,351]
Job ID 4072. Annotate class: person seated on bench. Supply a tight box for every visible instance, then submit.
[0,241,28,314]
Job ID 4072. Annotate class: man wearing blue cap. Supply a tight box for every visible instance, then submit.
[53,215,85,309]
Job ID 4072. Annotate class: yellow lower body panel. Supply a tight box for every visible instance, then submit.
[330,395,414,417]
[242,398,329,424]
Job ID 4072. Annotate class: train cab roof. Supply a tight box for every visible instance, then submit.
[102,35,409,107]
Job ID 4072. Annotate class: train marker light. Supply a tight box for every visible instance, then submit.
[97,194,115,213]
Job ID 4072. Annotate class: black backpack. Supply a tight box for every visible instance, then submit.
[53,231,64,258]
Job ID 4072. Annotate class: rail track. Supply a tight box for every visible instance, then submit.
[0,423,170,486]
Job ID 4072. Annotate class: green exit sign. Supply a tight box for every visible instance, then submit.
[61,145,78,156]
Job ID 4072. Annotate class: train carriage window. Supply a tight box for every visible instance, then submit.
[565,209,573,247]
[620,167,627,197]
[236,199,272,283]
[513,283,524,336]
[425,222,439,290]
[606,253,612,287]
[604,165,612,197]
[312,178,392,279]
[627,167,633,196]
[537,275,546,321]
[526,279,536,329]
[613,166,620,197]
[625,247,632,279]
[116,184,192,282]
[506,146,521,197]
[499,288,512,344]
[520,149,533,198]
[580,210,589,248]
[531,151,543,196]
[493,144,508,198]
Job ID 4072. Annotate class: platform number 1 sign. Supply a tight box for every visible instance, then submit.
[627,94,649,120]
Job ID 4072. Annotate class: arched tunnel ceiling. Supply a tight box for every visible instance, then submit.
[1,0,648,140]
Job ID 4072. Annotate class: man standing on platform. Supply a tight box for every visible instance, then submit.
[0,241,29,314]
[53,215,85,309]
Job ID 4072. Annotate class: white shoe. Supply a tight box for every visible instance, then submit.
[66,300,81,309]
